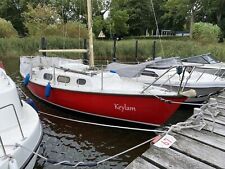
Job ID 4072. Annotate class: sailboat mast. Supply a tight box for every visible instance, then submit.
[87,0,94,68]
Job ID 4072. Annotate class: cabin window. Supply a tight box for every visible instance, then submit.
[43,73,53,81]
[57,75,70,83]
[77,78,86,85]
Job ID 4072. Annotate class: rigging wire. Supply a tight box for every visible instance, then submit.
[149,0,165,58]
[61,0,68,57]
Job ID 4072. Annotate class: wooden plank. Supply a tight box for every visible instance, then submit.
[125,157,160,169]
[142,146,214,169]
[204,114,225,125]
[170,132,225,168]
[204,119,225,136]
[174,129,225,151]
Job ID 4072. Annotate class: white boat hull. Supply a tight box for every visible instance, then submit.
[0,67,43,169]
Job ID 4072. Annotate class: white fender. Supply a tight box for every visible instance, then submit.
[8,158,19,169]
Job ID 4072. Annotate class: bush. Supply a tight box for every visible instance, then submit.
[192,22,221,43]
[26,22,88,39]
[0,18,18,38]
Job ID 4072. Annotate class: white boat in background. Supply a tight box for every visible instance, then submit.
[107,57,225,102]
[182,53,225,77]
[0,66,42,169]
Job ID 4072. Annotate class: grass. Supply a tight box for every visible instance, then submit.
[0,36,225,63]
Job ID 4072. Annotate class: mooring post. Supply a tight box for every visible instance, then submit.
[83,39,88,65]
[152,40,156,60]
[40,37,47,56]
[135,40,138,62]
[112,39,117,62]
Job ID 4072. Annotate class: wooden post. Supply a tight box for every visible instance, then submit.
[87,0,94,68]
[40,37,47,56]
[135,40,138,62]
[152,40,156,60]
[112,39,117,62]
[83,39,88,65]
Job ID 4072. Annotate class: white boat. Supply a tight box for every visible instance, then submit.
[0,66,42,169]
[107,57,225,102]
[182,53,225,77]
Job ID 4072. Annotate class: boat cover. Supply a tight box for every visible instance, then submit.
[106,57,182,77]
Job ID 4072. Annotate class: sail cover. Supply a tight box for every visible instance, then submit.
[106,57,182,78]
[106,61,153,77]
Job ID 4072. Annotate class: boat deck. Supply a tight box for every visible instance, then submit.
[126,92,225,169]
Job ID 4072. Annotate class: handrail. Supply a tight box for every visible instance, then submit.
[0,136,6,156]
[141,66,176,94]
[159,72,177,87]
[196,69,206,83]
[177,67,187,94]
[0,104,25,140]
[182,66,196,91]
[54,66,97,76]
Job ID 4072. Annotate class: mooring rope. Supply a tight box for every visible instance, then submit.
[15,137,156,168]
[39,111,165,133]
[152,94,205,106]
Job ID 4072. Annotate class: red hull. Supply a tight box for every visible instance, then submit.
[28,82,186,126]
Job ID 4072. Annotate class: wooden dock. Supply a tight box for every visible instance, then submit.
[126,92,225,169]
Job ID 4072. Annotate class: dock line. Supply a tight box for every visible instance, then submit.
[39,110,166,133]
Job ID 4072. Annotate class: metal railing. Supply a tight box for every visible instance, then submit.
[0,104,25,140]
[141,64,215,94]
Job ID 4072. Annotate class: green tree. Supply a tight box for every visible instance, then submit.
[0,18,18,38]
[126,0,153,36]
[201,0,225,37]
[163,0,204,38]
[113,0,165,36]
[22,3,61,36]
[93,16,104,36]
[110,9,129,36]
[0,0,27,36]
[192,22,221,42]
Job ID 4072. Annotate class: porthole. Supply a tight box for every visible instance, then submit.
[43,73,53,81]
[77,78,86,85]
[57,75,70,83]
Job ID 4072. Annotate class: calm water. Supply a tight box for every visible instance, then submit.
[2,57,193,169]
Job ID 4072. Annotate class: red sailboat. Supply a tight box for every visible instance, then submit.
[20,0,188,126]
[20,56,187,126]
